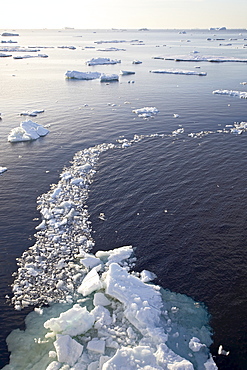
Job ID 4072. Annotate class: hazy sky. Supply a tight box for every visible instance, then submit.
[1,0,247,29]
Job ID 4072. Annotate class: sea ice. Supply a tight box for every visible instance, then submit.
[0,166,7,174]
[132,106,159,118]
[212,89,247,99]
[150,69,207,76]
[100,74,119,82]
[86,57,121,66]
[163,54,247,63]
[8,120,49,142]
[65,70,101,80]
[120,70,135,75]
[54,334,83,366]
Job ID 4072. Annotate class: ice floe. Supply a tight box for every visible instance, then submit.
[1,32,19,36]
[163,55,247,63]
[132,107,159,118]
[65,71,101,80]
[8,120,49,142]
[132,60,142,64]
[97,47,126,52]
[150,69,207,76]
[0,166,7,174]
[100,74,119,82]
[120,70,135,75]
[212,89,247,99]
[20,109,45,117]
[86,57,121,66]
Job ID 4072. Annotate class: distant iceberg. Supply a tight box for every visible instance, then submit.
[212,89,247,99]
[65,70,101,80]
[8,120,49,142]
[150,69,207,76]
[86,57,121,66]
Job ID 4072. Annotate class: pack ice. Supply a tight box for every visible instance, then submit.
[4,246,217,370]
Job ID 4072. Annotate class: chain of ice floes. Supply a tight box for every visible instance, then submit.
[10,136,152,310]
[10,117,247,310]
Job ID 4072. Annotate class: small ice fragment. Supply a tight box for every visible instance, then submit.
[93,292,111,306]
[0,166,7,174]
[173,114,179,118]
[87,338,106,354]
[218,345,230,356]
[54,334,83,366]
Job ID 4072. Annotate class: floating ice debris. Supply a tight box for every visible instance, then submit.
[98,212,106,221]
[13,54,48,59]
[94,40,127,44]
[0,47,40,52]
[0,52,12,57]
[0,166,7,174]
[100,74,119,82]
[97,47,126,52]
[65,70,101,80]
[173,114,179,118]
[8,120,49,142]
[150,69,207,76]
[172,128,184,136]
[132,107,159,118]
[1,39,17,43]
[240,82,247,85]
[5,244,217,369]
[86,57,121,66]
[20,109,45,117]
[212,89,247,99]
[1,32,19,36]
[57,45,76,50]
[164,54,247,63]
[218,345,230,356]
[120,70,135,75]
[132,60,142,64]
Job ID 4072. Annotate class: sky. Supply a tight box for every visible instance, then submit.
[1,0,247,30]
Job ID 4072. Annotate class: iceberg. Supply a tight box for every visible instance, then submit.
[86,57,121,66]
[8,119,49,142]
[212,89,247,99]
[65,70,101,80]
[150,69,207,76]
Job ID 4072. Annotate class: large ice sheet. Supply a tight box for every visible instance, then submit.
[86,57,121,66]
[65,70,101,80]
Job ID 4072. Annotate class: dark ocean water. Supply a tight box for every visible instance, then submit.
[0,28,247,369]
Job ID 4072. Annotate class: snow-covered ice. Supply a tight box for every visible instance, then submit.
[4,245,217,370]
[4,138,218,370]
[65,71,101,80]
[150,69,207,76]
[132,107,159,118]
[120,70,135,75]
[86,57,121,66]
[100,74,119,82]
[0,166,7,174]
[212,89,247,99]
[163,54,247,63]
[8,120,49,142]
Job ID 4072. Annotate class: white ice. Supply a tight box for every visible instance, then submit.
[132,107,159,118]
[163,54,247,63]
[86,57,121,66]
[212,89,247,99]
[0,166,7,174]
[8,119,49,142]
[4,246,217,370]
[65,71,101,80]
[100,74,119,82]
[120,70,135,75]
[150,69,207,76]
